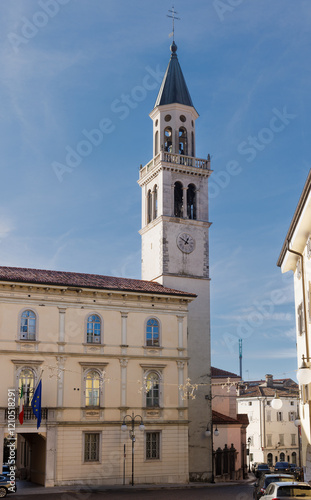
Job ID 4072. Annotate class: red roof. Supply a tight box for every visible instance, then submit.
[211,367,240,379]
[0,266,196,298]
[212,410,248,426]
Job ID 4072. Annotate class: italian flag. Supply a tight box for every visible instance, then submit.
[19,386,24,425]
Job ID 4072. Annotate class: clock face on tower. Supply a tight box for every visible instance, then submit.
[177,232,195,254]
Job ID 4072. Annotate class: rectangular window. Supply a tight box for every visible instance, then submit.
[84,433,100,462]
[146,431,160,460]
[298,302,305,335]
[279,434,284,446]
[291,434,296,445]
[266,411,271,422]
[290,401,295,406]
[288,411,296,421]
[267,434,272,447]
[277,412,283,422]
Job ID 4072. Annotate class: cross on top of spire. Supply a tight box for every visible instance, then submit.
[167,6,180,41]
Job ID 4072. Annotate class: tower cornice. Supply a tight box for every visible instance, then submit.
[138,152,212,186]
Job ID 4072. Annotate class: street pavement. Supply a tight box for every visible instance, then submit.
[11,476,255,499]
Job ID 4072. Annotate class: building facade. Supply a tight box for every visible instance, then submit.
[0,267,193,486]
[277,169,311,480]
[138,40,212,481]
[211,367,249,481]
[237,374,299,468]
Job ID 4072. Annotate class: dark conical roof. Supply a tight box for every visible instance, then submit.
[154,42,194,108]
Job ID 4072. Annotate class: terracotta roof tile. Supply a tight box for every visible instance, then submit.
[211,366,240,379]
[0,266,196,298]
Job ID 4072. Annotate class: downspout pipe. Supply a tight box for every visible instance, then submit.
[286,240,309,361]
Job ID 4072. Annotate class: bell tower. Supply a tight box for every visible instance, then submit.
[138,41,212,481]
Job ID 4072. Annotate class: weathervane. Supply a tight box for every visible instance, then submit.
[167,6,180,40]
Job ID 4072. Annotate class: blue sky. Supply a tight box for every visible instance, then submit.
[0,0,310,381]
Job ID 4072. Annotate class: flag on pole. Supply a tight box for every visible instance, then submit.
[18,386,24,425]
[31,380,42,429]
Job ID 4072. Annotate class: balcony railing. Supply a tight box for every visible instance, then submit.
[139,151,211,179]
[5,407,48,421]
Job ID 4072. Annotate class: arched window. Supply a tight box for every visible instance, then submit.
[267,453,273,467]
[164,127,172,152]
[191,131,194,156]
[20,310,36,341]
[155,131,159,156]
[146,372,160,407]
[187,184,196,220]
[147,189,152,224]
[179,127,187,155]
[146,318,160,347]
[174,181,183,218]
[85,370,101,407]
[153,185,158,219]
[19,368,35,407]
[87,315,101,344]
[280,452,285,461]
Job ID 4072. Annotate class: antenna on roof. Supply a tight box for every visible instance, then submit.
[239,339,242,380]
[167,6,180,40]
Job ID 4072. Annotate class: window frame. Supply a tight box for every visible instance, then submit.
[83,432,101,463]
[144,370,161,408]
[19,308,38,341]
[18,367,36,407]
[145,431,161,461]
[85,313,103,344]
[84,369,103,408]
[145,317,161,348]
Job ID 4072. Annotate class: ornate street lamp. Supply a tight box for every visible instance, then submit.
[271,392,283,410]
[205,423,219,483]
[121,412,145,486]
[297,355,311,385]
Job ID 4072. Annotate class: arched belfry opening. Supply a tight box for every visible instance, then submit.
[174,181,183,218]
[179,127,187,155]
[164,127,172,152]
[187,184,196,220]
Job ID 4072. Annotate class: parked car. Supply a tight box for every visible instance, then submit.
[264,481,311,499]
[253,473,295,499]
[274,461,291,473]
[255,463,271,478]
[0,474,16,497]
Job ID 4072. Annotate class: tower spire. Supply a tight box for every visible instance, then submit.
[167,6,180,41]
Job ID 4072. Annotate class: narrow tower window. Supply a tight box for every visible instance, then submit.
[164,127,172,152]
[147,190,152,224]
[153,185,158,219]
[187,184,196,220]
[155,130,159,156]
[174,181,183,218]
[179,127,187,155]
[191,131,194,156]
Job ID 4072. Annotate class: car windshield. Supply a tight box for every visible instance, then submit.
[278,485,311,496]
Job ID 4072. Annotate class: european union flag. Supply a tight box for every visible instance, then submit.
[31,380,42,429]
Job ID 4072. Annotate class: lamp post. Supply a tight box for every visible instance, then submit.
[121,412,145,486]
[205,422,219,483]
